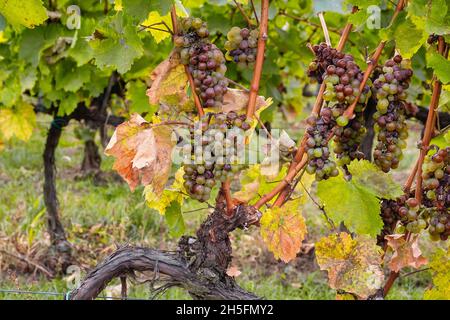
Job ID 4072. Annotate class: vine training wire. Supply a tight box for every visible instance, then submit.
[0,288,145,300]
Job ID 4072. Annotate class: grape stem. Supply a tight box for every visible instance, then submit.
[383,36,447,299]
[414,37,447,203]
[246,0,269,119]
[170,5,205,117]
[343,0,406,119]
[233,0,255,27]
[317,12,331,47]
[258,8,358,209]
[250,0,260,25]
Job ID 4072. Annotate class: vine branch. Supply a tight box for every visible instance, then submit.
[246,0,269,119]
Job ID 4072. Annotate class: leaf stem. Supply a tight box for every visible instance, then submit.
[246,0,269,119]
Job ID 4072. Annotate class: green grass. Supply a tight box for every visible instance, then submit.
[0,114,439,300]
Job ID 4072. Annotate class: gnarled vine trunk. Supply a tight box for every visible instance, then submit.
[43,118,73,271]
[81,139,102,173]
[69,194,261,300]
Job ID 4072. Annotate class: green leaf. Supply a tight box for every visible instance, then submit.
[90,13,144,74]
[427,52,450,84]
[382,13,427,59]
[430,128,450,149]
[55,60,91,92]
[317,173,382,236]
[0,0,48,28]
[317,160,402,236]
[18,24,62,67]
[347,160,403,200]
[126,80,155,114]
[164,200,185,237]
[68,18,96,66]
[424,0,450,35]
[121,0,173,21]
[58,92,79,116]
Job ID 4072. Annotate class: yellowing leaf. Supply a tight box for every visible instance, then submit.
[0,31,7,43]
[144,167,186,215]
[385,234,428,273]
[315,233,384,299]
[114,0,123,11]
[146,51,193,113]
[105,114,176,194]
[0,102,36,141]
[142,11,173,43]
[260,198,307,263]
[424,247,450,300]
[0,0,48,28]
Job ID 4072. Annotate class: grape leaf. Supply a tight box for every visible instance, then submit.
[55,61,91,92]
[381,13,427,59]
[315,232,384,299]
[347,160,403,200]
[424,247,450,300]
[90,13,144,74]
[317,160,402,236]
[164,200,185,237]
[260,197,307,263]
[141,11,173,43]
[126,80,155,114]
[18,24,62,67]
[424,0,450,35]
[385,234,428,273]
[68,17,96,66]
[121,0,173,21]
[427,52,450,84]
[144,167,185,215]
[0,101,36,141]
[58,92,79,116]
[105,113,176,194]
[0,0,48,28]
[146,51,193,113]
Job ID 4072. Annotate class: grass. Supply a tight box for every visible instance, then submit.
[0,114,442,300]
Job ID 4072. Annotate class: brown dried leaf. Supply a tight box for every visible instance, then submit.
[220,88,268,113]
[385,234,428,272]
[105,114,175,194]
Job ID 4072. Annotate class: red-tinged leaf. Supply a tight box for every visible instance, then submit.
[260,198,307,263]
[385,234,428,272]
[105,114,175,194]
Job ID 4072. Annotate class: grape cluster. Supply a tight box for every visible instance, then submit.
[304,111,339,181]
[305,44,371,179]
[372,55,412,173]
[225,27,258,69]
[422,147,449,241]
[174,17,228,110]
[182,111,251,201]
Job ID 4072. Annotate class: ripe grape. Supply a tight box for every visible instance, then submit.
[175,17,229,110]
[225,27,258,69]
[182,112,252,202]
[372,55,413,173]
